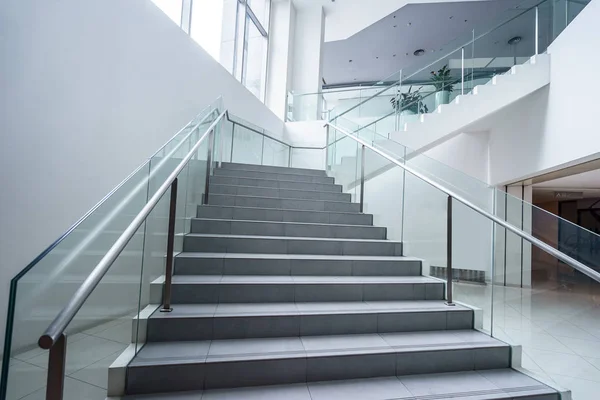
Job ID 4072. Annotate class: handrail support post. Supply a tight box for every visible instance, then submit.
[160,178,178,313]
[360,145,366,212]
[203,129,215,205]
[446,195,455,306]
[46,334,67,400]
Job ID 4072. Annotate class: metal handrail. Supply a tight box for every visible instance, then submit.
[38,110,227,350]
[325,122,600,284]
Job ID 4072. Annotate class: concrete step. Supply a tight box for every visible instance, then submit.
[122,369,559,399]
[219,162,327,177]
[146,300,473,341]
[126,330,510,394]
[210,183,351,202]
[196,205,373,226]
[213,168,335,184]
[190,219,386,239]
[207,193,359,212]
[149,275,443,304]
[173,253,421,276]
[210,175,343,193]
[182,234,403,255]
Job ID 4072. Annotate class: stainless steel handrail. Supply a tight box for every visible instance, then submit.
[38,110,227,350]
[326,122,600,284]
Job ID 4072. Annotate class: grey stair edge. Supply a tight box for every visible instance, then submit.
[149,300,471,319]
[214,169,334,183]
[153,275,442,284]
[175,252,421,261]
[208,193,353,206]
[128,330,509,367]
[209,183,348,196]
[197,204,372,217]
[210,175,342,190]
[217,165,328,179]
[120,369,558,399]
[184,233,401,243]
[220,162,327,175]
[190,218,383,229]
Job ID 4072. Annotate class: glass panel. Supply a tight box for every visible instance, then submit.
[220,0,239,74]
[243,17,268,101]
[234,1,246,81]
[151,0,183,25]
[248,0,270,31]
[231,123,263,165]
[190,0,225,61]
[262,137,290,167]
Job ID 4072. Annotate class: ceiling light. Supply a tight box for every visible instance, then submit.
[413,49,425,56]
[508,36,522,45]
[407,22,412,26]
[393,54,396,57]
[449,16,453,19]
[464,19,468,22]
[376,56,379,59]
[393,15,396,18]
[349,59,353,62]
[393,25,397,28]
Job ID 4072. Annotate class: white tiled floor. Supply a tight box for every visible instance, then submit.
[4,317,132,400]
[454,279,600,400]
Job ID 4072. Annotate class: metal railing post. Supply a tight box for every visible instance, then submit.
[230,123,235,163]
[359,145,366,212]
[161,178,178,312]
[535,6,539,56]
[461,47,465,95]
[46,333,67,400]
[446,195,455,306]
[325,126,330,171]
[203,129,214,205]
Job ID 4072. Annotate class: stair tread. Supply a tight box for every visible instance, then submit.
[219,163,327,176]
[210,193,352,205]
[121,369,556,399]
[129,330,506,367]
[209,183,342,196]
[198,204,368,216]
[155,275,441,284]
[176,252,418,261]
[191,218,381,229]
[216,168,329,180]
[211,175,341,189]
[150,300,470,319]
[185,233,400,243]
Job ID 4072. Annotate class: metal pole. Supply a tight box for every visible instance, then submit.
[230,123,235,163]
[218,120,224,168]
[446,195,455,306]
[359,145,366,212]
[535,6,539,56]
[261,134,265,166]
[461,47,465,95]
[325,126,330,171]
[203,129,214,205]
[289,148,293,168]
[46,334,67,400]
[161,178,178,312]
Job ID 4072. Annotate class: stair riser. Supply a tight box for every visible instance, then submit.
[210,184,351,202]
[220,163,327,177]
[150,282,444,303]
[197,205,373,225]
[211,176,343,193]
[126,346,509,393]
[182,236,403,256]
[190,219,386,240]
[214,168,334,184]
[147,309,473,341]
[174,257,421,276]
[208,194,359,213]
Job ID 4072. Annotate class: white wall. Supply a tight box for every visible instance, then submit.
[0,0,284,350]
[284,121,327,169]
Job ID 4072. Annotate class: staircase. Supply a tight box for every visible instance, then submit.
[121,162,559,399]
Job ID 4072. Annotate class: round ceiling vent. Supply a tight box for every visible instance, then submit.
[413,49,425,56]
[508,36,522,45]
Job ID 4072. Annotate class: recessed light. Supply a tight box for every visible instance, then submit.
[393,25,397,28]
[393,15,396,18]
[354,78,357,81]
[407,22,412,26]
[405,52,409,56]
[413,49,425,56]
[464,19,468,22]
[393,54,396,57]
[508,36,522,45]
[449,16,453,19]
[376,56,379,59]
[349,59,353,62]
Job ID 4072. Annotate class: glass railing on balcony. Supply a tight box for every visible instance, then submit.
[290,0,590,129]
[326,120,600,400]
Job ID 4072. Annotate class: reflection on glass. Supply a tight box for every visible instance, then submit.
[242,16,268,101]
[151,0,183,25]
[248,0,271,30]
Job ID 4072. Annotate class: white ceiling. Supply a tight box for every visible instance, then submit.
[534,169,600,190]
[321,0,551,85]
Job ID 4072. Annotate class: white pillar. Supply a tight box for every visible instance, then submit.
[265,0,296,120]
[290,6,325,120]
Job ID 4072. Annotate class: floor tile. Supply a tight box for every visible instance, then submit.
[4,359,47,400]
[12,333,87,362]
[69,348,125,389]
[202,383,311,400]
[307,376,412,400]
[549,373,600,400]
[20,376,107,400]
[525,348,600,382]
[124,391,202,399]
[27,335,127,375]
[90,320,132,344]
[478,368,546,389]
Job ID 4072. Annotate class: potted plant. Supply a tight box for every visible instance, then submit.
[390,86,428,116]
[430,65,454,107]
